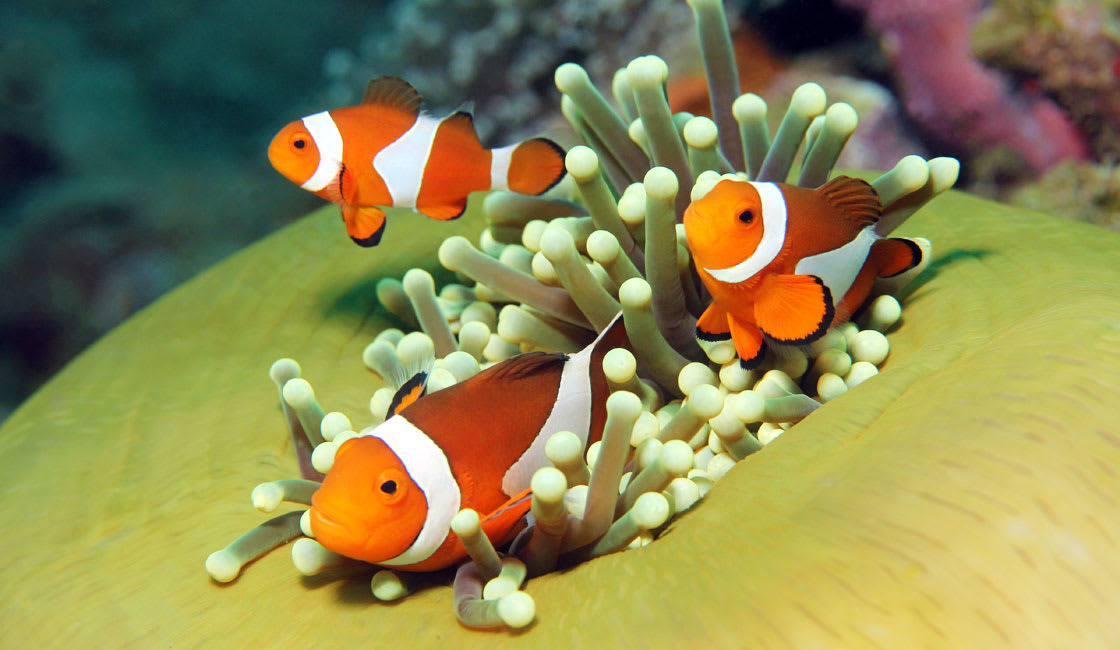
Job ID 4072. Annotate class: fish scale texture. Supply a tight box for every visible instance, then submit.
[2,189,1120,647]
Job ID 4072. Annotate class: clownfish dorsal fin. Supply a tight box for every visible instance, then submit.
[362,76,423,116]
[591,311,630,354]
[488,351,568,382]
[817,176,881,229]
[440,111,481,144]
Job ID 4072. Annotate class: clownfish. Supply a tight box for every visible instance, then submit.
[268,76,566,247]
[308,316,628,571]
[683,177,923,368]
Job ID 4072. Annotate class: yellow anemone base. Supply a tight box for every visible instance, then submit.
[3,191,1120,647]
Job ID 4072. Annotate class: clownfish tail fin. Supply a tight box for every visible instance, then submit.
[386,351,435,417]
[502,137,566,196]
[872,237,932,296]
[873,237,925,278]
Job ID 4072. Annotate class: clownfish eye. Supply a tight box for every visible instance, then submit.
[292,138,307,150]
[738,209,755,225]
[375,468,406,503]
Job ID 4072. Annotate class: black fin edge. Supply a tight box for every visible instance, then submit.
[525,137,568,195]
[386,372,428,419]
[759,276,835,346]
[349,215,387,247]
[738,340,768,370]
[880,238,924,278]
[696,326,732,343]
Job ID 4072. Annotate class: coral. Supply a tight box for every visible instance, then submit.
[324,0,710,143]
[1011,159,1120,230]
[973,0,1120,160]
[838,0,1090,172]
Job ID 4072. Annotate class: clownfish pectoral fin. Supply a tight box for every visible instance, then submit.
[696,302,732,342]
[479,488,533,544]
[415,200,468,222]
[342,206,387,247]
[755,274,834,344]
[385,345,435,418]
[873,237,924,278]
[727,315,767,369]
[362,76,422,116]
[338,164,359,206]
[506,138,566,196]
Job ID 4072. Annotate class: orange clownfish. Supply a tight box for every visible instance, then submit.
[308,316,627,571]
[683,177,923,368]
[268,76,566,247]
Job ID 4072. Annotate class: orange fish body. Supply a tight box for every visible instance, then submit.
[268,77,565,247]
[684,177,923,368]
[309,317,627,571]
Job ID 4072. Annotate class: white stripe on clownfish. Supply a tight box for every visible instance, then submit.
[501,339,593,496]
[299,111,344,192]
[501,312,623,496]
[365,414,461,567]
[489,144,514,193]
[702,181,787,284]
[795,226,880,306]
[373,113,442,207]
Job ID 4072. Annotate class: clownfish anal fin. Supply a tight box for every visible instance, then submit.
[343,206,388,247]
[818,176,881,229]
[362,76,422,116]
[755,274,834,344]
[696,302,732,342]
[386,371,429,418]
[727,315,767,369]
[416,200,468,222]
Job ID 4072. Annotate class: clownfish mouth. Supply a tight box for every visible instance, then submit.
[308,507,359,549]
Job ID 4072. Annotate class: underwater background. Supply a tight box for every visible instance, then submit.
[2,0,1118,420]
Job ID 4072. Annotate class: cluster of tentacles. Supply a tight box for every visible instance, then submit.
[206,0,957,631]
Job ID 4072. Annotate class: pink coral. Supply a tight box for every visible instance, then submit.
[974,0,1120,161]
[840,0,1089,172]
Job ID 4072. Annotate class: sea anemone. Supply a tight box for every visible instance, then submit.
[205,0,958,630]
[5,1,1120,646]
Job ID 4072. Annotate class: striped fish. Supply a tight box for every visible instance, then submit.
[308,315,628,571]
[268,76,566,246]
[684,177,924,368]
